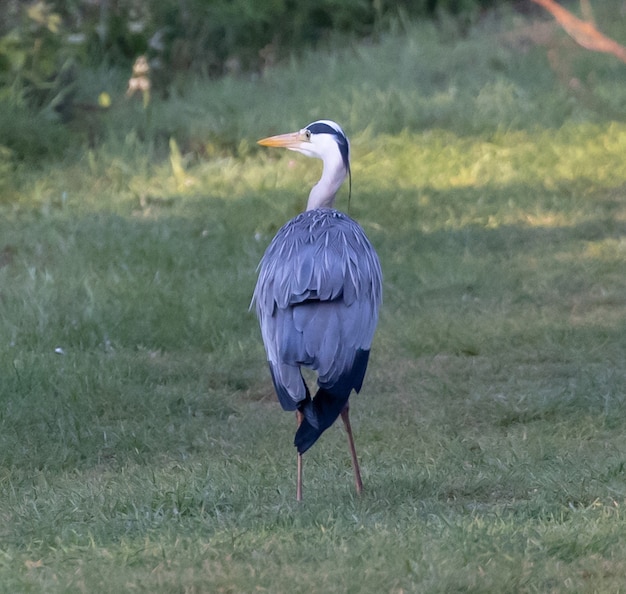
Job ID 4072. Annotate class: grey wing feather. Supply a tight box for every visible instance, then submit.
[252,209,382,408]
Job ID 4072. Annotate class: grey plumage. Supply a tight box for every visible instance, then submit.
[253,208,382,413]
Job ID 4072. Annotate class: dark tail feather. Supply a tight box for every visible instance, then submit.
[294,387,350,454]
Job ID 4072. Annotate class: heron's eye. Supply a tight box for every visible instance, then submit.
[304,130,312,141]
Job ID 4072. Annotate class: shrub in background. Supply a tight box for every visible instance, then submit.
[0,0,504,163]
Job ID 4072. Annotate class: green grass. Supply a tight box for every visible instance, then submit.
[3,4,626,592]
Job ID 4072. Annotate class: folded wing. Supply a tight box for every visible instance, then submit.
[252,209,382,409]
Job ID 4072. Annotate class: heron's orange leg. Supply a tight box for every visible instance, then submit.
[296,410,304,501]
[340,404,363,495]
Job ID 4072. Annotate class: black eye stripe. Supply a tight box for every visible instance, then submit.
[305,122,350,172]
[306,122,341,136]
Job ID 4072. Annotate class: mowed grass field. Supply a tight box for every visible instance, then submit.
[3,5,626,592]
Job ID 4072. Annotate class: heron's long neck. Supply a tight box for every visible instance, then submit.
[306,159,348,211]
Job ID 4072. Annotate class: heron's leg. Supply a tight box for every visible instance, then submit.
[296,410,304,501]
[340,404,363,495]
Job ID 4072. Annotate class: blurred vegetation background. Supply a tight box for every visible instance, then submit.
[0,0,508,161]
[3,0,625,187]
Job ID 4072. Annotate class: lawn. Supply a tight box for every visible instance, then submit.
[2,4,626,592]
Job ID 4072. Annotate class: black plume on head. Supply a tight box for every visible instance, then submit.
[306,121,350,172]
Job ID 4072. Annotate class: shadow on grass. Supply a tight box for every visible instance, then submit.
[2,179,626,481]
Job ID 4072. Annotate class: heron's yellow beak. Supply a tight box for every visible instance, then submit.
[257,131,307,149]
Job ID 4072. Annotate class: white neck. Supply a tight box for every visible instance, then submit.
[300,133,349,211]
[306,161,347,210]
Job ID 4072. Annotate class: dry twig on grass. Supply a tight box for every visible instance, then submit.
[531,0,626,63]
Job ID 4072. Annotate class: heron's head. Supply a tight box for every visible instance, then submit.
[258,120,351,210]
[258,120,350,173]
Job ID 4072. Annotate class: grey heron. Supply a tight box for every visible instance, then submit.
[252,120,382,500]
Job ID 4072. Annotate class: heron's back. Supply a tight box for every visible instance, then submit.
[253,208,382,409]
